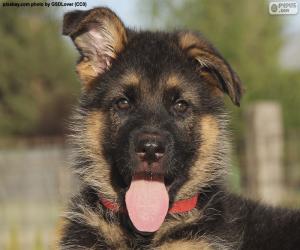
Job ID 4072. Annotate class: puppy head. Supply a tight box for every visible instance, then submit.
[63,7,243,232]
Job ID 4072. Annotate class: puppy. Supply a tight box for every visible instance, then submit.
[59,7,300,250]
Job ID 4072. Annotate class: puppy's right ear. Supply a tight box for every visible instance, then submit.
[63,8,127,89]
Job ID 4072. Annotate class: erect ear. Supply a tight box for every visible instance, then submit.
[178,32,243,106]
[63,7,127,89]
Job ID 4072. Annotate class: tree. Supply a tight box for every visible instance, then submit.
[0,4,79,137]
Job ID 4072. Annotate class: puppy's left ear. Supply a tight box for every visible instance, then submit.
[178,32,243,106]
[63,7,127,89]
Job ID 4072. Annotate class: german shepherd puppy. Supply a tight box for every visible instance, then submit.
[60,7,300,250]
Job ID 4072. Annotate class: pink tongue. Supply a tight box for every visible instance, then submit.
[125,175,169,232]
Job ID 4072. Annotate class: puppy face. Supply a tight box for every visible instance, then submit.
[63,7,242,233]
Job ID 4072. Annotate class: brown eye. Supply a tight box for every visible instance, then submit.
[174,100,189,113]
[115,98,130,111]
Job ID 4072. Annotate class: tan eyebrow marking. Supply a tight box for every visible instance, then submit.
[121,71,140,87]
[165,73,182,88]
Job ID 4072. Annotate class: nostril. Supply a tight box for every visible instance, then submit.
[135,142,165,163]
[136,152,146,160]
[155,152,164,160]
[144,142,164,155]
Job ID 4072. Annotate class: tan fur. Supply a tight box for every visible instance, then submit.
[55,217,69,249]
[165,73,182,88]
[76,57,98,90]
[158,239,213,250]
[200,71,224,97]
[103,15,127,54]
[175,115,221,200]
[122,71,140,87]
[76,111,119,200]
[153,209,202,243]
[164,73,199,106]
[62,203,127,249]
[178,32,207,52]
[178,32,215,64]
[78,207,126,248]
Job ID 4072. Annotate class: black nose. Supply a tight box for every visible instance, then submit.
[135,133,165,163]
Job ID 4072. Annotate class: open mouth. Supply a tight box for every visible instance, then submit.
[125,161,171,233]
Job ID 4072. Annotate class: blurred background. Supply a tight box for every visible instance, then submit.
[0,0,299,249]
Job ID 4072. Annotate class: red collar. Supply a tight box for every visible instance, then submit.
[99,194,199,214]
